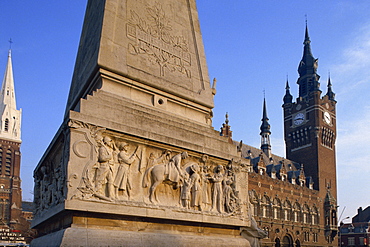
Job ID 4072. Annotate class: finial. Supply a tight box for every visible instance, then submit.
[305,14,308,26]
[212,78,217,95]
[8,38,13,50]
[263,89,266,99]
[225,112,229,124]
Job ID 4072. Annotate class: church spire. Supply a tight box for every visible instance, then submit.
[0,49,22,142]
[260,98,271,158]
[297,23,321,98]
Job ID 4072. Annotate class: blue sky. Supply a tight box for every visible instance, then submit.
[1,1,370,221]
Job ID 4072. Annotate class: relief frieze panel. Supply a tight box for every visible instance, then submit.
[64,120,246,216]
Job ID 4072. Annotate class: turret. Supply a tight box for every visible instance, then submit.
[220,112,233,143]
[283,79,293,104]
[324,189,338,243]
[260,98,271,158]
[326,76,336,101]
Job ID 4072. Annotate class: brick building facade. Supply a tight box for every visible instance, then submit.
[220,25,338,247]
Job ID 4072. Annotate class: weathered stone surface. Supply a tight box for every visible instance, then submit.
[66,0,213,121]
[32,227,251,247]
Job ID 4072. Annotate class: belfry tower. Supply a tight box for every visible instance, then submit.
[282,25,338,242]
[0,50,22,228]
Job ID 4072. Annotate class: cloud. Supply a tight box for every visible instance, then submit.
[333,22,370,97]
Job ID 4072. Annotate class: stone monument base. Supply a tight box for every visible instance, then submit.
[31,213,251,247]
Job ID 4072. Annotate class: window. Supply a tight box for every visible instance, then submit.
[303,212,307,223]
[253,203,258,216]
[4,118,9,132]
[262,205,267,218]
[312,206,319,225]
[284,209,289,221]
[348,237,355,246]
[0,199,10,221]
[273,207,278,219]
[359,237,364,245]
[261,195,271,218]
[5,150,11,176]
[293,203,301,222]
[294,211,298,222]
[273,198,281,220]
[303,232,310,242]
[313,233,318,242]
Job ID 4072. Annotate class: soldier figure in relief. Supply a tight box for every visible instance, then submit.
[113,142,138,199]
[95,136,117,199]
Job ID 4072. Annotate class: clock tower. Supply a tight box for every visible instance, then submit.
[282,25,337,197]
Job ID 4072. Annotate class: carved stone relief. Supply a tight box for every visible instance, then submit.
[65,122,246,215]
[127,2,191,78]
[33,136,67,216]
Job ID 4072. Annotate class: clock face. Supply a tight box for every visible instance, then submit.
[293,112,305,126]
[324,111,331,124]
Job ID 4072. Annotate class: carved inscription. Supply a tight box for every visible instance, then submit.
[127,3,191,77]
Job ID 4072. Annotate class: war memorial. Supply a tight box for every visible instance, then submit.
[31,0,261,246]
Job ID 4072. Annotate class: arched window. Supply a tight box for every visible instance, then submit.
[293,202,301,222]
[273,198,282,219]
[302,204,310,224]
[283,200,291,221]
[275,238,281,247]
[295,239,301,247]
[261,195,271,218]
[249,190,259,217]
[4,118,9,132]
[312,206,319,225]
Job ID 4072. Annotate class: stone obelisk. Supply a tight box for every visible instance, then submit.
[31,1,252,246]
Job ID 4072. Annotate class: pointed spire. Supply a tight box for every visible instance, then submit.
[326,75,336,101]
[1,50,17,110]
[260,97,271,158]
[0,49,22,142]
[304,23,311,49]
[283,78,293,104]
[260,98,271,135]
[297,22,321,97]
